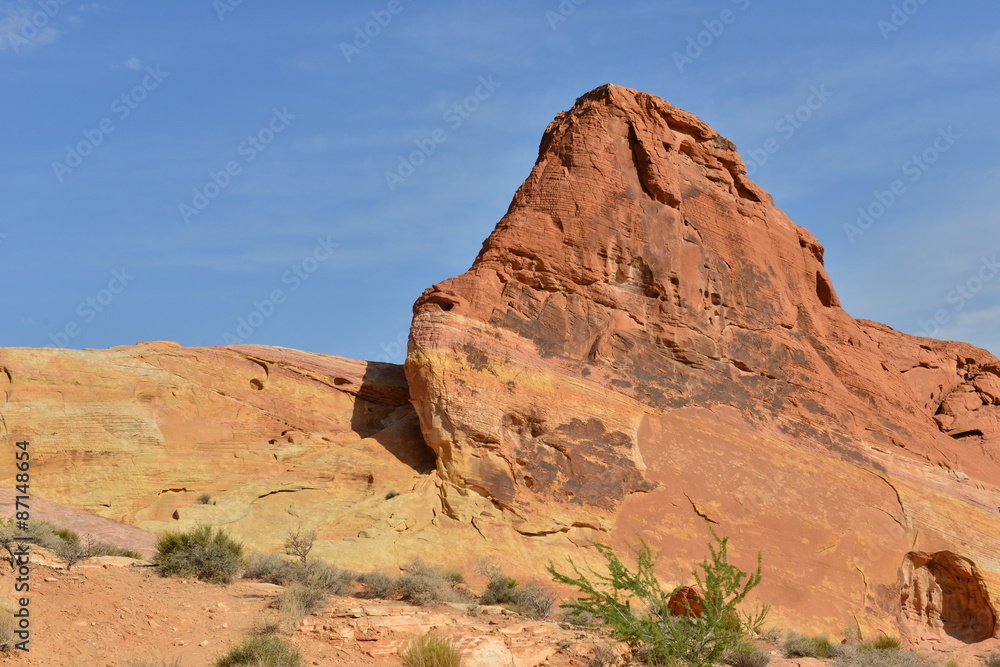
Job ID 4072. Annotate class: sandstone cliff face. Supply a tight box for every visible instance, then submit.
[406,84,1000,639]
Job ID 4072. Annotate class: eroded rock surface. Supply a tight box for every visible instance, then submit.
[405,84,1000,637]
[900,551,996,644]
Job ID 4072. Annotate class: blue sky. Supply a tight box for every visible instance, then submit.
[2,0,998,362]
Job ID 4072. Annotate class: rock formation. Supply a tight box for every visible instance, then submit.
[405,84,1000,639]
[2,84,999,645]
[0,342,466,570]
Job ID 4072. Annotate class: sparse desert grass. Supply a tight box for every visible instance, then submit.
[400,634,462,667]
[291,558,354,596]
[784,631,837,659]
[0,518,142,570]
[357,570,398,598]
[724,648,771,667]
[277,586,318,634]
[863,635,902,651]
[395,559,469,605]
[154,525,244,584]
[125,659,183,667]
[357,560,468,606]
[214,634,304,667]
[984,654,1000,667]
[243,551,294,585]
[274,559,354,630]
[243,554,355,632]
[478,558,555,619]
[0,600,14,652]
[589,642,619,667]
[86,541,143,559]
[560,609,599,627]
[831,644,934,667]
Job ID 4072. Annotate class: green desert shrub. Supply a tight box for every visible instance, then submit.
[154,525,244,584]
[548,524,767,667]
[401,634,462,667]
[214,634,303,667]
[985,653,1000,667]
[784,631,837,659]
[478,559,555,619]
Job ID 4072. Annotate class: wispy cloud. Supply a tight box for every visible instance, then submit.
[0,1,61,53]
[123,56,141,70]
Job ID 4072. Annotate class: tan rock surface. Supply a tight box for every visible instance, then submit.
[406,84,1000,639]
[0,342,464,571]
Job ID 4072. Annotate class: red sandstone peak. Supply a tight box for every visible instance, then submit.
[405,85,1000,635]
[408,84,1000,492]
[409,83,1000,475]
